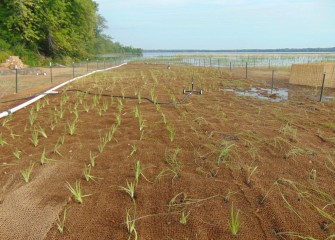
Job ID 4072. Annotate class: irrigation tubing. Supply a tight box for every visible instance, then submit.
[0,63,127,119]
[62,88,194,105]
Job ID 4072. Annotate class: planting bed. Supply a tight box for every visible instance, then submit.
[0,63,335,239]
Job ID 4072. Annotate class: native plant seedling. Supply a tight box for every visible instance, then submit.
[30,128,39,147]
[57,207,68,233]
[0,133,8,146]
[83,165,97,182]
[217,142,235,165]
[40,147,56,165]
[67,119,77,136]
[129,144,137,158]
[180,210,190,225]
[125,208,138,240]
[89,151,97,167]
[66,180,90,204]
[229,204,240,235]
[167,124,175,142]
[119,180,136,201]
[134,160,142,185]
[13,148,22,159]
[22,161,35,183]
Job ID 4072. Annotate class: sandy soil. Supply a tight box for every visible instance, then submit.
[0,63,335,239]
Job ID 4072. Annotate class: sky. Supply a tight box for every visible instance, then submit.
[95,0,335,50]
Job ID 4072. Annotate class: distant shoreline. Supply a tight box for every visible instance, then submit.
[144,47,335,53]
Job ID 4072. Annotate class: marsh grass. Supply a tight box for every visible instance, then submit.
[217,142,235,165]
[119,180,136,201]
[22,161,35,183]
[0,133,8,146]
[57,207,68,233]
[229,204,240,235]
[66,180,90,203]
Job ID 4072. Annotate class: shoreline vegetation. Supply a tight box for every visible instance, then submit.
[0,0,142,66]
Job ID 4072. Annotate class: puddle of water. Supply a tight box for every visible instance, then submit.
[221,87,288,102]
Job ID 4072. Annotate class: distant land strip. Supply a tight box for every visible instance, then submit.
[144,47,335,53]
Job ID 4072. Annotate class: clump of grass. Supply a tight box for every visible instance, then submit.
[83,165,97,182]
[40,147,56,165]
[22,161,35,183]
[167,124,175,142]
[89,151,97,167]
[0,133,8,146]
[229,203,240,235]
[280,123,297,141]
[13,148,22,159]
[30,128,39,147]
[129,144,137,158]
[57,207,68,233]
[66,180,90,204]
[180,210,190,225]
[119,180,136,201]
[125,208,138,240]
[67,119,77,136]
[217,142,235,165]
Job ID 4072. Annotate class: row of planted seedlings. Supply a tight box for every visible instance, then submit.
[116,65,245,238]
[153,63,335,238]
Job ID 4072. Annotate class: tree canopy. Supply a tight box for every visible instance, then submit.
[0,0,142,65]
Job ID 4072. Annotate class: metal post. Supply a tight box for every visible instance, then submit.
[268,59,271,69]
[192,77,194,91]
[230,62,232,72]
[86,59,89,73]
[104,59,106,69]
[319,73,326,102]
[15,66,18,93]
[271,70,274,93]
[96,60,98,70]
[72,62,75,78]
[246,62,248,79]
[50,62,53,83]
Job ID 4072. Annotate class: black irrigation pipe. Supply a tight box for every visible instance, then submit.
[0,88,194,105]
[63,89,194,105]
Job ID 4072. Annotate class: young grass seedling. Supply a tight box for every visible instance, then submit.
[129,144,137,158]
[22,161,35,183]
[134,160,142,186]
[67,120,77,136]
[229,204,240,235]
[13,148,22,159]
[179,210,190,225]
[89,151,97,167]
[40,147,56,165]
[83,165,97,182]
[57,207,68,233]
[37,125,48,138]
[125,208,138,240]
[217,143,235,165]
[66,180,90,204]
[0,133,8,146]
[2,115,12,127]
[30,128,39,147]
[167,124,175,142]
[98,132,109,153]
[119,180,136,201]
[29,107,37,126]
[246,165,258,186]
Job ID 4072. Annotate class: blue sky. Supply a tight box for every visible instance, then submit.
[95,0,335,50]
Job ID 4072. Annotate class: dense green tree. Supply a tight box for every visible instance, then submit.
[0,0,142,65]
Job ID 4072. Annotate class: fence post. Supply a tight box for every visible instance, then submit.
[271,70,274,93]
[15,65,18,93]
[246,62,248,79]
[86,59,89,73]
[230,62,232,72]
[50,62,53,83]
[72,62,75,78]
[319,73,326,102]
[268,59,271,69]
